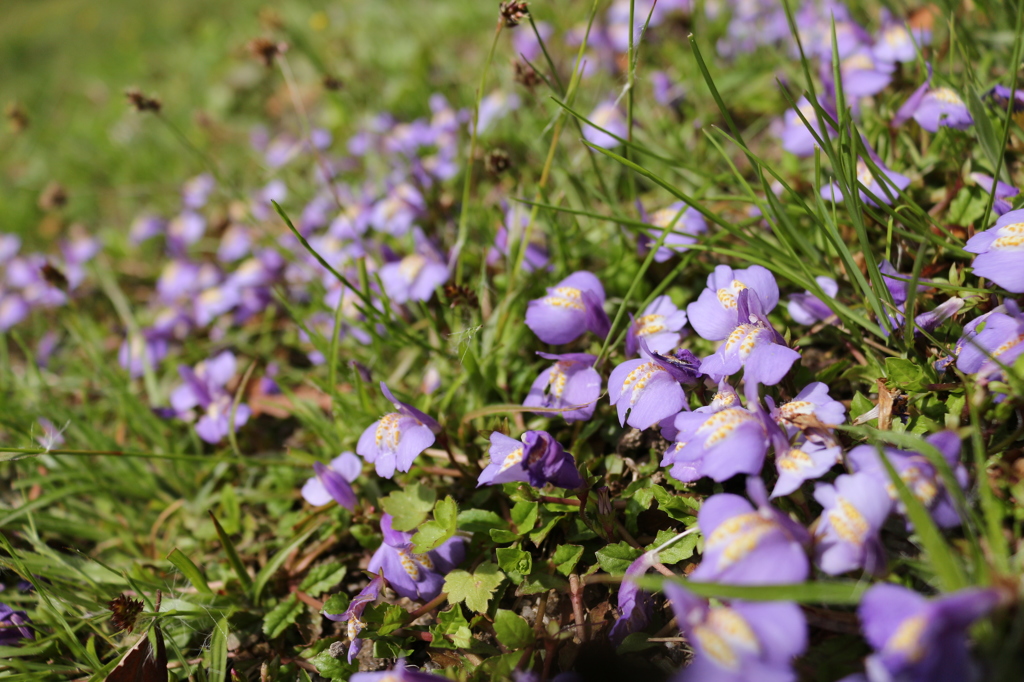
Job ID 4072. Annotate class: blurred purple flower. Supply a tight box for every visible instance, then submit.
[582,101,627,149]
[511,20,552,63]
[351,661,451,682]
[821,153,910,208]
[955,301,1024,379]
[894,69,972,131]
[970,172,1018,216]
[858,583,999,682]
[168,351,250,444]
[665,582,806,682]
[36,417,66,451]
[356,382,440,478]
[525,270,610,344]
[181,173,215,209]
[687,264,779,341]
[478,430,583,489]
[638,202,707,262]
[689,477,810,585]
[873,11,930,63]
[367,514,466,602]
[378,231,449,305]
[0,294,29,331]
[788,276,838,325]
[487,203,550,273]
[0,602,33,645]
[302,452,361,510]
[371,183,424,236]
[768,381,847,437]
[812,473,892,575]
[772,438,841,498]
[780,96,837,157]
[965,208,1024,293]
[848,431,967,529]
[523,352,601,422]
[118,331,170,379]
[608,552,657,646]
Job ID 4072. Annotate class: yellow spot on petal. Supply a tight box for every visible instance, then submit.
[828,496,869,545]
[887,614,928,663]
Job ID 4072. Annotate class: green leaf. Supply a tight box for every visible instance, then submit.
[646,530,698,565]
[209,512,253,592]
[510,501,538,534]
[516,571,568,596]
[363,603,407,636]
[947,187,989,227]
[412,496,458,553]
[496,547,533,582]
[617,632,659,655]
[373,637,413,659]
[351,524,380,549]
[493,609,534,649]
[262,594,303,639]
[490,528,520,544]
[885,357,929,392]
[444,562,505,613]
[300,562,347,597]
[206,616,230,682]
[595,542,642,575]
[166,548,212,594]
[322,593,350,618]
[252,526,317,603]
[430,606,472,649]
[219,484,241,534]
[458,509,508,533]
[552,544,584,576]
[312,650,357,680]
[381,482,437,531]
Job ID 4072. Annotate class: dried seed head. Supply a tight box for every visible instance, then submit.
[109,594,145,632]
[40,262,68,290]
[6,103,28,132]
[322,74,344,91]
[38,182,68,211]
[444,283,479,310]
[249,37,288,67]
[513,59,541,89]
[499,1,529,27]
[485,148,512,175]
[125,88,162,113]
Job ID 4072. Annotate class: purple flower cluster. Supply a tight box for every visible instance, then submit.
[167,351,250,444]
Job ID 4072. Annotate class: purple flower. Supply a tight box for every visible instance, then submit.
[848,431,967,529]
[772,438,842,498]
[0,294,29,331]
[325,571,385,663]
[873,11,930,63]
[970,173,1018,216]
[965,208,1024,293]
[168,351,250,444]
[955,303,1024,380]
[0,234,22,263]
[370,183,424,236]
[477,430,583,489]
[787,276,838,325]
[625,295,688,356]
[476,91,521,134]
[987,84,1024,113]
[193,283,240,327]
[894,69,973,131]
[638,202,707,262]
[821,153,910,208]
[350,661,451,682]
[650,71,686,108]
[487,203,550,272]
[525,271,610,344]
[582,101,627,149]
[523,352,601,422]
[608,552,658,646]
[858,583,1000,682]
[699,290,801,387]
[129,214,166,245]
[356,382,440,478]
[780,96,837,157]
[769,381,847,436]
[118,331,170,379]
[301,452,361,510]
[662,399,769,484]
[378,231,450,305]
[181,173,215,209]
[0,602,33,645]
[665,582,806,682]
[689,478,810,585]
[511,20,552,63]
[367,514,466,602]
[837,49,895,99]
[687,265,779,341]
[167,210,206,253]
[609,343,689,430]
[36,417,66,450]
[812,473,892,575]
